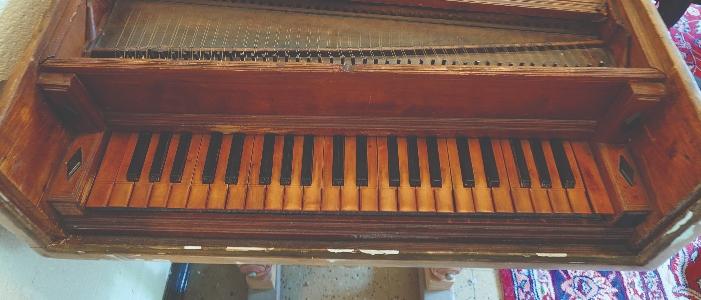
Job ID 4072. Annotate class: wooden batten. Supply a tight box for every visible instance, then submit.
[350,0,606,20]
[45,132,106,217]
[594,143,651,227]
[594,81,666,142]
[38,73,105,133]
[40,58,666,138]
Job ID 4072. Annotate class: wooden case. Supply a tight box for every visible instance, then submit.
[0,0,699,268]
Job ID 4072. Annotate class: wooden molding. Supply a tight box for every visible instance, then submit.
[65,208,626,245]
[105,113,597,138]
[38,73,105,133]
[594,81,666,142]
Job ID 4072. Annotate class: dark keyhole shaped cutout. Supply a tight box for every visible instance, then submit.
[66,148,82,179]
[619,155,635,186]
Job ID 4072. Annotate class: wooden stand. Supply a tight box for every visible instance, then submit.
[419,268,462,300]
[239,264,280,300]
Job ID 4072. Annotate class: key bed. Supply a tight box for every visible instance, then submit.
[87,131,612,216]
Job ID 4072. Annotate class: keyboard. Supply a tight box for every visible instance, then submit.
[86,131,613,215]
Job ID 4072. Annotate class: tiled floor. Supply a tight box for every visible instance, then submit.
[184,265,501,299]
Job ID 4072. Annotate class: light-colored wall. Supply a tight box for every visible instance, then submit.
[0,1,171,299]
[0,0,52,81]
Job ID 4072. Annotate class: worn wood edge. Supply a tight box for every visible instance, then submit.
[637,186,701,267]
[40,58,665,81]
[105,113,597,138]
[0,177,63,245]
[37,228,653,269]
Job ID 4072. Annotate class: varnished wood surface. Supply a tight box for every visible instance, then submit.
[105,113,598,139]
[0,0,700,268]
[67,209,623,246]
[40,59,665,140]
[352,0,606,20]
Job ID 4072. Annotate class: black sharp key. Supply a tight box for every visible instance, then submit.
[149,132,172,182]
[509,138,531,188]
[529,139,552,188]
[126,132,153,182]
[550,139,575,189]
[301,135,314,186]
[300,135,314,186]
[407,136,421,187]
[479,137,500,188]
[387,136,400,187]
[332,135,345,186]
[201,132,223,184]
[455,137,475,188]
[356,136,368,186]
[259,134,276,185]
[280,135,295,185]
[170,132,192,183]
[426,136,442,187]
[224,133,245,184]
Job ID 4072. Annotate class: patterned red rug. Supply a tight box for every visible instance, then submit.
[669,4,701,77]
[499,237,701,299]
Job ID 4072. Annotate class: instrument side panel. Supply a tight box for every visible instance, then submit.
[611,0,701,260]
